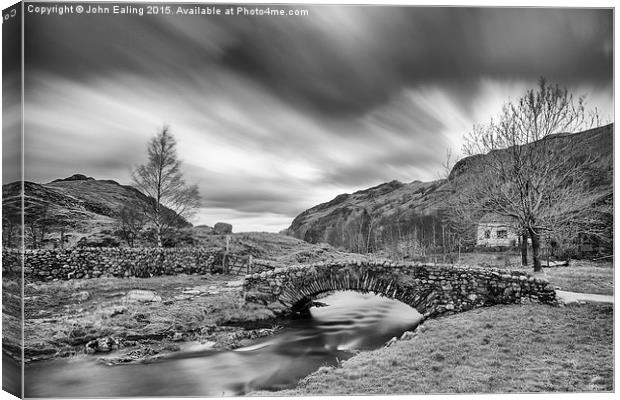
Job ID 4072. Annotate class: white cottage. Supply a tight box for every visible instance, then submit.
[476,213,519,247]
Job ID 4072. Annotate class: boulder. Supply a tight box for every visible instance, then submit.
[72,291,91,302]
[400,331,416,341]
[124,290,162,303]
[213,222,233,235]
[171,332,185,342]
[384,336,398,348]
[85,337,120,354]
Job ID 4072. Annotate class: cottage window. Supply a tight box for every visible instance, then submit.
[497,230,508,239]
[484,230,491,239]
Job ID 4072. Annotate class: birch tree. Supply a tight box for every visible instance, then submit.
[132,126,200,247]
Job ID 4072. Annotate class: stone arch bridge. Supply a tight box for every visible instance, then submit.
[243,260,557,318]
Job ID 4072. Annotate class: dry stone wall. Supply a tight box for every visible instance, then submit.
[251,259,281,273]
[244,260,558,317]
[2,249,22,278]
[2,248,263,281]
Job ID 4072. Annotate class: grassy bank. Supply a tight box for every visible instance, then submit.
[23,274,282,363]
[260,302,613,395]
[534,260,614,295]
[2,275,22,360]
[457,252,613,295]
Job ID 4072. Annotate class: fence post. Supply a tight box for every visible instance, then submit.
[248,255,253,274]
[224,235,231,274]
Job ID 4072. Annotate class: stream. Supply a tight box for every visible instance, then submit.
[23,291,423,397]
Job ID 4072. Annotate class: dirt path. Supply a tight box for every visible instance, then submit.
[556,290,614,305]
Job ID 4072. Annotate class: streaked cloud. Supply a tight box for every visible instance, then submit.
[19,5,613,232]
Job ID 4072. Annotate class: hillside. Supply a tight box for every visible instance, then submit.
[187,231,370,265]
[2,175,356,261]
[287,124,613,256]
[2,174,190,248]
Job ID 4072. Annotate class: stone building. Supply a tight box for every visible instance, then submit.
[476,213,519,247]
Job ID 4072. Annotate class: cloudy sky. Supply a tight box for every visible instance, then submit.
[17,4,613,232]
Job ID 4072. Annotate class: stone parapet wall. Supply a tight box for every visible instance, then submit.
[2,248,268,281]
[251,259,281,273]
[244,260,557,317]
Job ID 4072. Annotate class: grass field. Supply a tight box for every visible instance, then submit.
[2,275,22,360]
[457,252,614,295]
[259,302,613,395]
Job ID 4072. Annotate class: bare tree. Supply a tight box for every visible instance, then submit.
[45,214,75,249]
[115,205,146,247]
[546,191,612,257]
[340,201,377,254]
[24,202,51,249]
[2,192,22,248]
[439,148,479,262]
[132,125,201,247]
[462,78,600,271]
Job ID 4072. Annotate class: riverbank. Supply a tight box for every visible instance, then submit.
[17,256,613,366]
[22,274,286,364]
[256,302,613,394]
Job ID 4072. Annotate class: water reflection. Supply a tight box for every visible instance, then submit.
[3,352,21,396]
[25,291,422,397]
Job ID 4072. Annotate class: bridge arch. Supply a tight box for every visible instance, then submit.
[278,269,437,315]
[244,260,557,318]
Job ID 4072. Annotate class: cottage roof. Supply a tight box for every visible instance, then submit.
[479,212,516,224]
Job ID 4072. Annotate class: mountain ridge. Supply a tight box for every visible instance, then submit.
[2,175,191,248]
[287,123,613,255]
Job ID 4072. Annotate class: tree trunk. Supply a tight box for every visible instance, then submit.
[521,231,528,266]
[529,228,542,272]
[442,224,446,263]
[29,226,37,249]
[364,211,374,254]
[156,223,163,248]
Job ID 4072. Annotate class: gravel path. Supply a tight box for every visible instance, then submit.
[556,290,614,304]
